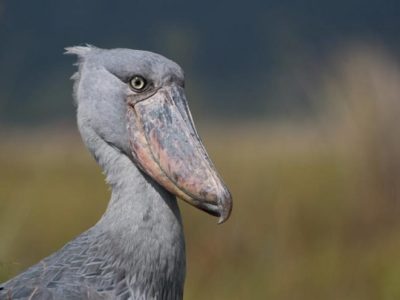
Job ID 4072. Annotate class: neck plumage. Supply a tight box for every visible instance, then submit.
[80,125,186,299]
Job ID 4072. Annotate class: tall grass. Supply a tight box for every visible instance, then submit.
[1,44,400,299]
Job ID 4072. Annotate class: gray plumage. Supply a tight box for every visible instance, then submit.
[0,45,232,300]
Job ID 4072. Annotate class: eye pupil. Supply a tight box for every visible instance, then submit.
[130,76,146,91]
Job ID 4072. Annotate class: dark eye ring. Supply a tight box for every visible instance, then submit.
[129,76,147,91]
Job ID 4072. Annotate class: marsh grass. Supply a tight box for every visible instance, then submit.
[1,44,400,299]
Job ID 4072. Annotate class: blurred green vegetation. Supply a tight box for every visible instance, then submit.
[1,45,400,299]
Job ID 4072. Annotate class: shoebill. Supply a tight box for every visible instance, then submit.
[0,46,232,300]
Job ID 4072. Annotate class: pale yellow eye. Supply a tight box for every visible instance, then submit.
[129,76,147,91]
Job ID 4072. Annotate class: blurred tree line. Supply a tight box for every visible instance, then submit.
[0,0,399,125]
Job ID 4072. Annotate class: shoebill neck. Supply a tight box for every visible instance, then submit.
[79,124,186,299]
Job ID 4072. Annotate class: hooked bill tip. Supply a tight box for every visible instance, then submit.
[217,193,233,224]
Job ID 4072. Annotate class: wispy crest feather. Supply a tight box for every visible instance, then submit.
[64,44,97,104]
[64,44,95,58]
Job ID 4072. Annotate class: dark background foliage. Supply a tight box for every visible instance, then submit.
[0,0,399,124]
